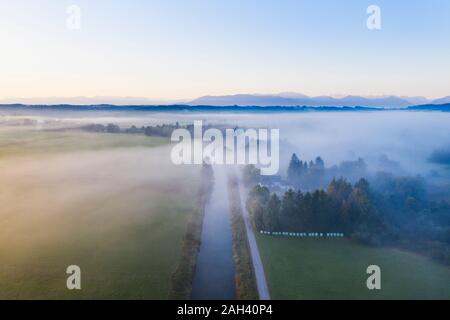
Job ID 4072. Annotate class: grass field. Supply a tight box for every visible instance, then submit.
[0,127,201,299]
[256,235,450,300]
[0,128,167,158]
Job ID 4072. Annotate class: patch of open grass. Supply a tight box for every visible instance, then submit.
[0,129,200,299]
[256,236,450,300]
[0,128,167,159]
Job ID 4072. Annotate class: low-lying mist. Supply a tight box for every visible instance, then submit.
[3,109,450,176]
[0,142,201,298]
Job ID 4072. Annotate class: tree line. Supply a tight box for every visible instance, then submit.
[245,154,450,265]
[81,122,186,137]
[247,177,386,245]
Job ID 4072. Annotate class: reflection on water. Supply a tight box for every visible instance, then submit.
[192,166,236,300]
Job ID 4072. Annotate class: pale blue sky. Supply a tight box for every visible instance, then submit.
[1,0,449,100]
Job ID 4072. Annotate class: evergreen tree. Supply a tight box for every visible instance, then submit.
[315,156,325,169]
[287,153,301,185]
[281,189,300,231]
[247,185,270,230]
[264,194,281,231]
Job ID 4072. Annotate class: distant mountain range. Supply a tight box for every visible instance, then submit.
[188,93,449,108]
[1,103,449,113]
[0,96,178,106]
[432,96,450,105]
[1,93,450,108]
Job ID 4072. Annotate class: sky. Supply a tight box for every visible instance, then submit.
[0,0,449,102]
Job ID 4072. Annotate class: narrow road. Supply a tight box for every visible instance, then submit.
[236,171,271,300]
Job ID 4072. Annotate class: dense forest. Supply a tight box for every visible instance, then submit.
[245,155,450,265]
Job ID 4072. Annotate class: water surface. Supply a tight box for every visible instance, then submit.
[191,166,236,299]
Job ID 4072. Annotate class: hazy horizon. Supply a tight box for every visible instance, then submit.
[0,92,448,106]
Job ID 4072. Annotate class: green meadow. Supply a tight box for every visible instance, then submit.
[256,235,450,300]
[0,128,167,158]
[0,128,200,299]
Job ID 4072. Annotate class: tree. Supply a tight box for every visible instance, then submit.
[328,177,353,199]
[347,178,386,245]
[315,156,325,169]
[247,185,270,230]
[242,164,261,187]
[287,153,301,185]
[264,194,281,231]
[311,189,332,232]
[280,189,300,231]
[106,123,121,133]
